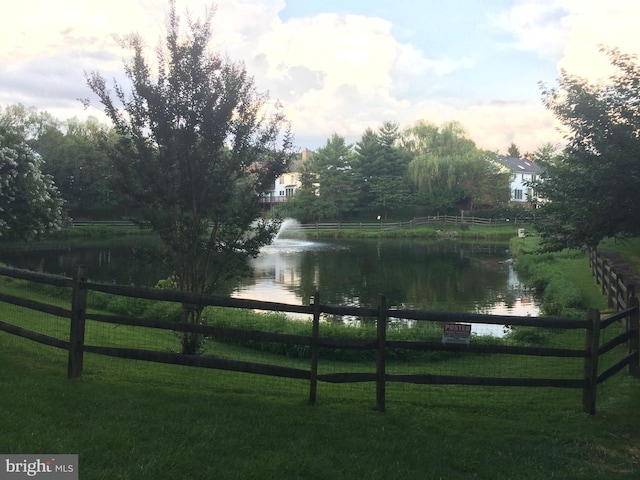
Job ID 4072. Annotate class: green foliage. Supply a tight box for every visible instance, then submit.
[86,2,295,353]
[504,326,553,345]
[513,239,594,317]
[354,122,412,219]
[535,47,640,250]
[292,134,359,220]
[506,142,521,158]
[405,121,510,212]
[37,117,123,217]
[0,110,64,240]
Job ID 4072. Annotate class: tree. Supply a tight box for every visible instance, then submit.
[534,47,640,250]
[86,1,294,353]
[38,117,122,217]
[302,134,358,219]
[0,114,64,240]
[405,121,509,213]
[355,122,411,219]
[507,142,521,158]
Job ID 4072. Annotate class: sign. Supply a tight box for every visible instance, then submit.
[1,455,78,479]
[442,323,471,345]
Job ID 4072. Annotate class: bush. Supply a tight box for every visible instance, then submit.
[505,326,552,346]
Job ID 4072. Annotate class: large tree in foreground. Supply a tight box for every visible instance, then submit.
[87,1,294,353]
[534,47,640,251]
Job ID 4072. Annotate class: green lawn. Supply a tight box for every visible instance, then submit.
[1,334,639,479]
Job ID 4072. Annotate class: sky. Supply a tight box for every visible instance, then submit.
[2,0,639,154]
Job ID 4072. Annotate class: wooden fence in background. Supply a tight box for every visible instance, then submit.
[590,248,636,312]
[0,265,637,415]
[282,215,532,232]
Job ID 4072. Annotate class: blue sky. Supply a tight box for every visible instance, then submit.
[1,0,637,154]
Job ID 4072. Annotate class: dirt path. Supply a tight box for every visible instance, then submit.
[598,250,640,291]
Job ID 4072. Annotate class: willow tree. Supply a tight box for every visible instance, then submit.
[405,121,509,213]
[87,1,294,353]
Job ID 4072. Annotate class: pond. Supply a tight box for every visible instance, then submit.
[0,231,539,336]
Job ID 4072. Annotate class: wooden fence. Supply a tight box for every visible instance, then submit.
[288,215,531,232]
[590,248,636,312]
[69,215,526,231]
[0,265,637,415]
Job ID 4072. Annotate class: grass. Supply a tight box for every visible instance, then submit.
[511,237,609,316]
[1,231,640,478]
[285,223,522,241]
[599,237,640,274]
[1,333,639,479]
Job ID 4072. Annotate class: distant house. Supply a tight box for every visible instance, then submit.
[494,154,544,205]
[259,149,310,208]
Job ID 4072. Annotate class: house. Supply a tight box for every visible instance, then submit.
[259,149,310,207]
[494,154,544,205]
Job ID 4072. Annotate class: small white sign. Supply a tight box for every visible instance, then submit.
[442,323,472,345]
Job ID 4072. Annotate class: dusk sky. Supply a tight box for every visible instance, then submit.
[2,0,638,154]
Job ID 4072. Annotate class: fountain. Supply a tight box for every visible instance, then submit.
[274,218,302,241]
[262,218,321,253]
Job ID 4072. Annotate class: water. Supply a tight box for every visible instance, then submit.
[0,223,539,336]
[234,232,538,336]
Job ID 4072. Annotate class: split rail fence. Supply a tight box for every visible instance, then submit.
[0,265,637,414]
[590,248,636,312]
[284,215,532,232]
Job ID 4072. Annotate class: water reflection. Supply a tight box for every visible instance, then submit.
[233,237,539,336]
[0,236,539,337]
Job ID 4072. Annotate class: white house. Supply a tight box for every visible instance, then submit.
[259,149,309,207]
[494,155,544,204]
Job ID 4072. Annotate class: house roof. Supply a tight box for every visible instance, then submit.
[495,155,544,174]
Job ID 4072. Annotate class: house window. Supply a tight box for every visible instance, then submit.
[514,189,523,200]
[285,187,294,197]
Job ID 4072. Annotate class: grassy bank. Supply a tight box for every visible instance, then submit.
[284,223,523,241]
[511,237,609,317]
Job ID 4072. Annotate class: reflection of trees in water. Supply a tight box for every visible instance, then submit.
[293,240,515,311]
[1,238,534,316]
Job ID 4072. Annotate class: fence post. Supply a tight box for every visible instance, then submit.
[68,265,88,378]
[376,294,387,412]
[626,285,635,313]
[582,308,600,415]
[616,275,624,310]
[309,291,321,405]
[628,296,639,378]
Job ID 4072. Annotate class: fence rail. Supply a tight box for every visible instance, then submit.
[69,215,528,231]
[0,265,637,414]
[286,215,531,232]
[590,248,636,311]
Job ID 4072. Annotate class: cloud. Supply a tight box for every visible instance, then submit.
[232,10,476,144]
[2,0,634,156]
[557,0,640,82]
[488,0,569,60]
[412,98,563,155]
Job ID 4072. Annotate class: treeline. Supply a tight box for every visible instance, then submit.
[0,104,125,222]
[1,103,533,232]
[277,121,527,222]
